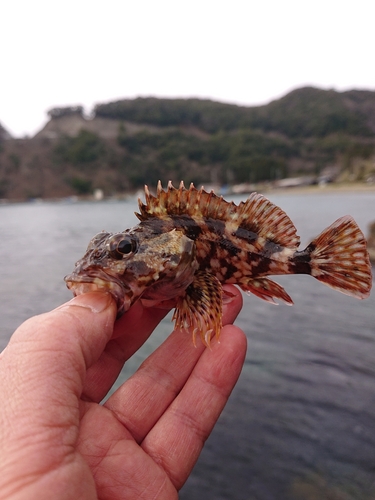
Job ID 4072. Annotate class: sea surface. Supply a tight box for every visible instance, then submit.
[1,190,374,500]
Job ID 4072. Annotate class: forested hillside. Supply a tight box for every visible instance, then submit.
[95,88,375,137]
[0,87,374,200]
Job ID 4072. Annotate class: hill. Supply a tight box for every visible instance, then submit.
[94,87,375,137]
[0,87,374,200]
[0,122,12,141]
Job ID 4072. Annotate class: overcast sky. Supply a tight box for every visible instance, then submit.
[1,0,374,137]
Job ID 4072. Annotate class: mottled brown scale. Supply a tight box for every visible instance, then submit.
[65,181,372,347]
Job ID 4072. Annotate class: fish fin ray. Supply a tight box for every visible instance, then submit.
[308,215,372,299]
[173,271,222,347]
[239,277,294,305]
[136,183,299,250]
[236,193,300,249]
[137,181,235,220]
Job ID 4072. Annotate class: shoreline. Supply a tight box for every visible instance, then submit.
[1,182,375,205]
[261,182,375,197]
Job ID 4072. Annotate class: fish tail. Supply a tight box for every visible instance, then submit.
[294,216,372,299]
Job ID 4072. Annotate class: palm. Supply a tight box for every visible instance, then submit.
[77,402,177,499]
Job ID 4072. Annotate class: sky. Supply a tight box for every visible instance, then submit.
[1,0,375,138]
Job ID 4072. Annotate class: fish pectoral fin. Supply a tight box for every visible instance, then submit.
[239,277,294,305]
[173,271,223,347]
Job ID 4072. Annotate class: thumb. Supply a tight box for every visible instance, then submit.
[1,292,117,407]
[0,293,116,498]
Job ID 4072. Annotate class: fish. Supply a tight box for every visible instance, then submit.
[65,181,372,346]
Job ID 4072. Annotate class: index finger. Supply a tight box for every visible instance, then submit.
[83,284,243,403]
[82,300,172,402]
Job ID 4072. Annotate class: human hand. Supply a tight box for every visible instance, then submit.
[0,286,246,500]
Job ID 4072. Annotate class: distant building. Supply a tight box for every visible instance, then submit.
[273,176,315,189]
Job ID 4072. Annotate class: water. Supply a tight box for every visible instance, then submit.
[1,191,374,499]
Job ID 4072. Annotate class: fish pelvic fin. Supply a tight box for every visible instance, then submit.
[173,271,222,347]
[298,215,372,299]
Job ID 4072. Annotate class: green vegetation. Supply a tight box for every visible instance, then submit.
[66,176,93,194]
[95,87,375,137]
[54,130,106,166]
[116,127,295,185]
[114,122,373,187]
[96,98,249,133]
[255,87,373,137]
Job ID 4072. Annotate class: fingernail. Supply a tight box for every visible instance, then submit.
[67,292,114,313]
[222,290,236,304]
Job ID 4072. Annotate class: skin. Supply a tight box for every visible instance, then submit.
[0,285,246,500]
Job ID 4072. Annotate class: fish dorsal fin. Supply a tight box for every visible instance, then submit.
[236,193,300,249]
[137,180,235,220]
[137,181,300,249]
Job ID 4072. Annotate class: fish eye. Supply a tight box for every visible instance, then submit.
[117,237,136,255]
[108,236,138,260]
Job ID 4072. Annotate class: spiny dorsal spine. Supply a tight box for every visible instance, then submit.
[137,181,300,249]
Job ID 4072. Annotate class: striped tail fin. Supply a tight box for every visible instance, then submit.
[304,216,372,299]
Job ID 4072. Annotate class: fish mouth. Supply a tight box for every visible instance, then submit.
[64,271,129,316]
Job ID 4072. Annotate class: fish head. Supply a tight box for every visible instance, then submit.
[64,228,198,315]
